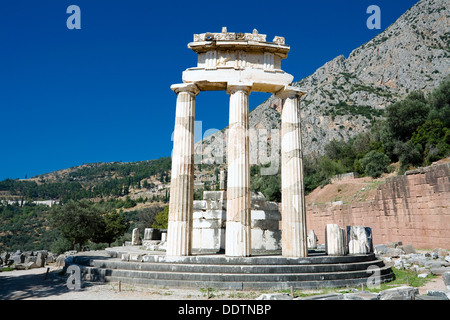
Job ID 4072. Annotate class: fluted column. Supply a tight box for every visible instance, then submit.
[226,84,252,257]
[278,86,308,257]
[166,83,199,256]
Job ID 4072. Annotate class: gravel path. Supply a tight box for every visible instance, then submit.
[0,266,209,300]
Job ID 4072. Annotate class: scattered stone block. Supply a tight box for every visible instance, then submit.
[385,247,405,258]
[378,286,419,300]
[1,252,10,264]
[415,295,448,300]
[418,273,428,278]
[428,260,443,268]
[307,229,318,249]
[343,291,379,300]
[129,254,144,262]
[256,293,292,300]
[192,191,281,252]
[46,252,56,263]
[144,228,161,240]
[374,244,388,255]
[131,228,141,245]
[9,254,25,265]
[433,248,448,258]
[203,190,226,201]
[431,267,450,275]
[25,261,37,269]
[298,293,343,300]
[55,254,67,267]
[347,226,373,254]
[443,272,450,290]
[35,251,47,268]
[399,244,416,254]
[25,256,37,264]
[386,241,402,248]
[427,290,450,300]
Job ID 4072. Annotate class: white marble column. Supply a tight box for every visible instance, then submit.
[325,224,347,256]
[166,83,199,256]
[278,86,308,258]
[226,84,252,257]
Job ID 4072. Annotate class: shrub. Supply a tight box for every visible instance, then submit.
[152,206,169,229]
[360,150,390,178]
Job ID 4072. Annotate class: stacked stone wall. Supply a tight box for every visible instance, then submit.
[192,191,281,252]
[306,163,450,249]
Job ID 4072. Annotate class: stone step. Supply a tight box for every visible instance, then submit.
[90,259,386,274]
[96,272,395,290]
[85,264,393,282]
[80,252,395,290]
[107,250,379,265]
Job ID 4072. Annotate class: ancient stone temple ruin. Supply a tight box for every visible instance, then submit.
[80,29,394,290]
[167,28,307,257]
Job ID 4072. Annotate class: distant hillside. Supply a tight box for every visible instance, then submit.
[0,158,172,202]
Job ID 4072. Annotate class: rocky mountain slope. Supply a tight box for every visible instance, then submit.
[196,0,449,164]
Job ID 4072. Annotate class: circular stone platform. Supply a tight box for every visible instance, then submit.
[80,248,395,290]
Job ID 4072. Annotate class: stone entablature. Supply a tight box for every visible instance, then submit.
[183,27,294,93]
[192,28,285,46]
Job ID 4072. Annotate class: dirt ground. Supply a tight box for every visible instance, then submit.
[0,266,209,300]
[0,263,447,300]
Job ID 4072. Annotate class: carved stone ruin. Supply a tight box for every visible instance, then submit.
[347,226,373,255]
[192,191,281,253]
[167,28,307,257]
[131,228,140,246]
[307,229,318,249]
[325,224,347,256]
[219,170,227,191]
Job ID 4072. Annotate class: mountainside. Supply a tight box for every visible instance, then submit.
[196,0,449,164]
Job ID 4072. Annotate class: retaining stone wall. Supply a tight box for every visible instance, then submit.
[306,163,450,249]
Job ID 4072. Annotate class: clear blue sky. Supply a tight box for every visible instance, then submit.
[0,0,419,180]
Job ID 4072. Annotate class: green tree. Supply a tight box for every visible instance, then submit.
[359,150,390,178]
[396,140,423,173]
[324,139,355,170]
[136,206,162,229]
[93,211,129,246]
[152,206,169,229]
[428,77,450,127]
[250,164,281,202]
[411,119,450,165]
[385,91,429,142]
[49,200,104,250]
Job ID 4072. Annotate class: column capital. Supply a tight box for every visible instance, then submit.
[171,83,200,96]
[275,85,307,100]
[226,83,252,95]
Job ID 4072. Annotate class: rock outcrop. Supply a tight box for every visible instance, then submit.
[195,0,450,163]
